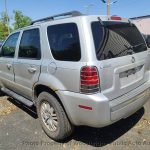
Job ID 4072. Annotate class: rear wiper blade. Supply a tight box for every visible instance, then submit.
[132,43,145,48]
[123,43,145,54]
[114,44,134,57]
[124,43,144,50]
[115,43,145,57]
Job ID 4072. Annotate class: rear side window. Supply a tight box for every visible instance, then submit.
[47,23,81,61]
[19,28,41,59]
[91,21,147,60]
[1,32,19,57]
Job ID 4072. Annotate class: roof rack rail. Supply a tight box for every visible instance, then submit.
[31,11,83,25]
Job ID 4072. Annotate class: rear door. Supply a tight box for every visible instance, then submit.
[13,28,42,100]
[91,21,149,100]
[0,32,20,90]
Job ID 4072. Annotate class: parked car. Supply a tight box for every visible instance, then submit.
[0,11,150,141]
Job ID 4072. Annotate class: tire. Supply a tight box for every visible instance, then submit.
[0,88,5,96]
[36,92,74,141]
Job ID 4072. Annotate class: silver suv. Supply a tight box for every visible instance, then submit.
[0,11,150,141]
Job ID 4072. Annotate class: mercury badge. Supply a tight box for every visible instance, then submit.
[131,56,135,63]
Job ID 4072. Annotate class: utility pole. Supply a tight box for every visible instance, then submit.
[4,0,10,34]
[107,0,110,16]
[101,0,118,16]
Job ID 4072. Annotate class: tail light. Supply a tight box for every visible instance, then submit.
[80,66,100,94]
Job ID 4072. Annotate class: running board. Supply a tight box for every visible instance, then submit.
[1,87,34,107]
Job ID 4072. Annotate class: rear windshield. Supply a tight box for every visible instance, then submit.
[91,21,147,60]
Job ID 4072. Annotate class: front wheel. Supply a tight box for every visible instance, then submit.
[36,92,74,141]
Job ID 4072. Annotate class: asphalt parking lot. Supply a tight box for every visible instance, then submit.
[0,96,150,150]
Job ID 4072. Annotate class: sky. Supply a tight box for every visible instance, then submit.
[0,0,150,25]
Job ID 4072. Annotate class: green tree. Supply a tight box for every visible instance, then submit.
[13,10,32,30]
[0,21,9,40]
[1,11,10,25]
[0,11,10,39]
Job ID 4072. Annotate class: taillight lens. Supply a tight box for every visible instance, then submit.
[80,66,100,94]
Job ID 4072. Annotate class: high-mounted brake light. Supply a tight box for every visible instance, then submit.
[111,16,122,20]
[80,66,100,94]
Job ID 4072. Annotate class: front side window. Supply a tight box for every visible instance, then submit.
[91,21,147,60]
[47,23,81,61]
[1,32,20,57]
[19,28,41,59]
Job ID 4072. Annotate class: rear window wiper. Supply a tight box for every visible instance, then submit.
[126,43,145,50]
[104,46,134,59]
[133,43,145,48]
[114,44,135,57]
[115,43,145,57]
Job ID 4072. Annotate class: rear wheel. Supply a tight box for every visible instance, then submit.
[36,92,74,141]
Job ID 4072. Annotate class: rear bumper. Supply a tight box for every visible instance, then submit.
[56,81,150,128]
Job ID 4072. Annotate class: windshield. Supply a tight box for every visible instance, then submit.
[91,21,147,60]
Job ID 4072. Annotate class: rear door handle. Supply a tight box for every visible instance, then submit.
[6,64,12,70]
[28,67,37,73]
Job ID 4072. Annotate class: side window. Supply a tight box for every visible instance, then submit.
[47,23,81,61]
[1,32,20,57]
[19,28,41,59]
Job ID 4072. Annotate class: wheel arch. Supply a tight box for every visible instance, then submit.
[33,84,73,124]
[34,84,59,102]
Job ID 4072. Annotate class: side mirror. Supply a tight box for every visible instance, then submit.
[146,36,150,48]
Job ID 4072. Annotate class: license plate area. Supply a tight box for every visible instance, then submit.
[119,65,144,89]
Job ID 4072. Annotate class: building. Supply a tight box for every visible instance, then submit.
[131,15,150,35]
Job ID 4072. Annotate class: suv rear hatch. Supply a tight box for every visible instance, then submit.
[91,19,149,100]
